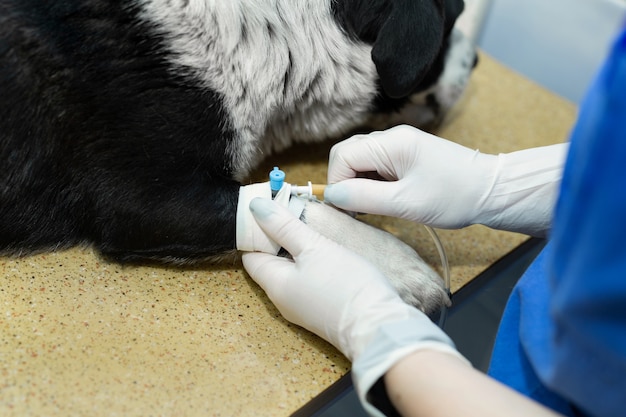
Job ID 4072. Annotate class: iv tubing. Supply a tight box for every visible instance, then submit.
[423,225,450,328]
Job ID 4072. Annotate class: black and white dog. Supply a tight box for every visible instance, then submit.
[0,0,475,313]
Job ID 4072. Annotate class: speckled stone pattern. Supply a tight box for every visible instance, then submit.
[1,53,576,416]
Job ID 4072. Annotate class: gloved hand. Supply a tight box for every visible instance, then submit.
[242,197,465,417]
[325,125,568,237]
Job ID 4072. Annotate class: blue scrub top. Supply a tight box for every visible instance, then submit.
[488,27,626,417]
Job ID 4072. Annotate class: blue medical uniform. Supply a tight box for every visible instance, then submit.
[488,27,626,417]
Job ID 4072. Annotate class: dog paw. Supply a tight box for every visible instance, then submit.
[301,200,450,314]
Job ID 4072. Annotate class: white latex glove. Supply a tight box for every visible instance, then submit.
[242,197,465,417]
[325,125,569,237]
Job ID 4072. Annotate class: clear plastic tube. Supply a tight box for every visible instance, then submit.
[423,225,450,328]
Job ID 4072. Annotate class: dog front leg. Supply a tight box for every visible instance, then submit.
[301,200,450,315]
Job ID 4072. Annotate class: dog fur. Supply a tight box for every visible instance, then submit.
[0,0,475,313]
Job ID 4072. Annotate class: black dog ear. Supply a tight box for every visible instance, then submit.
[371,0,446,98]
[443,0,465,33]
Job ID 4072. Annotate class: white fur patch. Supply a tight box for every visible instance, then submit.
[137,0,379,180]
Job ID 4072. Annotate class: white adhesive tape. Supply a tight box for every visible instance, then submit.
[236,182,306,254]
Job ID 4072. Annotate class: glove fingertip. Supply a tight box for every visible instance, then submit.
[324,180,391,216]
[323,183,352,207]
[249,197,278,220]
[249,198,321,257]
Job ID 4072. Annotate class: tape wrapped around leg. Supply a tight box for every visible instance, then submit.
[236,182,306,254]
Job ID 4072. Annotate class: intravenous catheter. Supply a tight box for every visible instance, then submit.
[269,167,326,200]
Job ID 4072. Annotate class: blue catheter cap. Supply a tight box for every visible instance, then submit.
[269,167,285,192]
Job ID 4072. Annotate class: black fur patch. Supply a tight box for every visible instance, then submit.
[0,0,239,262]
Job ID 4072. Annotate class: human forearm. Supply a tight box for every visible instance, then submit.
[385,349,563,417]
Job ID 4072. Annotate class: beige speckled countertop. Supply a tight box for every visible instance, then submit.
[0,53,576,417]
